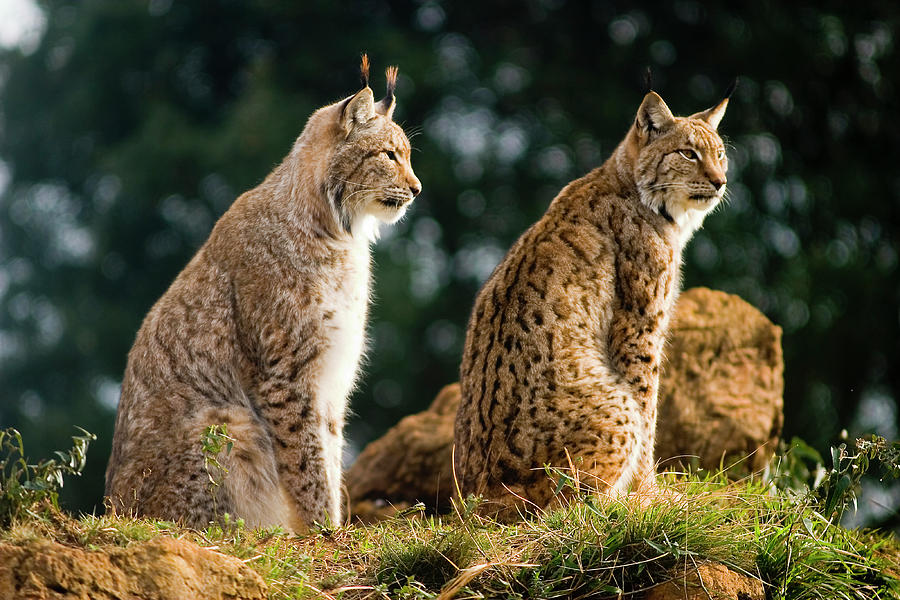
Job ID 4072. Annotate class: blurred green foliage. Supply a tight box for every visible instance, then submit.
[0,1,898,526]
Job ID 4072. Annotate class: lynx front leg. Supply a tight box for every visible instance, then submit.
[231,273,351,529]
[248,317,345,530]
[607,302,670,493]
[255,382,342,530]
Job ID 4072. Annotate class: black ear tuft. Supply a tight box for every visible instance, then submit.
[723,77,739,99]
[385,65,397,105]
[376,66,399,119]
[359,53,370,88]
[643,66,653,94]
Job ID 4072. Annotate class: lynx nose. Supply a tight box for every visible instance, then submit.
[409,181,421,197]
[706,164,726,192]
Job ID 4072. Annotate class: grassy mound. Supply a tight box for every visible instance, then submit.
[1,427,898,599]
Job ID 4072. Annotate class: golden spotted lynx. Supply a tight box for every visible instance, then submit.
[106,56,421,531]
[454,87,732,518]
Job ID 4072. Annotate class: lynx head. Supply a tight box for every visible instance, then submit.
[322,55,421,237]
[625,84,732,236]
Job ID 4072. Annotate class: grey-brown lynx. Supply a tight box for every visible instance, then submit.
[454,88,731,519]
[105,56,421,531]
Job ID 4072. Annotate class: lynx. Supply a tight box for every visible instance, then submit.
[454,87,731,519]
[105,56,421,531]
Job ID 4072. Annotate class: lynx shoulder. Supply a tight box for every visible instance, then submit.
[455,87,732,518]
[105,56,421,531]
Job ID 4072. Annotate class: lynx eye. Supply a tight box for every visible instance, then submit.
[717,149,726,161]
[385,150,397,161]
[678,149,699,161]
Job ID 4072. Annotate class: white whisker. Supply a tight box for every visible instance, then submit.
[647,183,690,191]
[333,177,380,189]
[343,188,378,201]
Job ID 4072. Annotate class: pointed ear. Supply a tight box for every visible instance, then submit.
[690,97,729,129]
[340,87,376,132]
[340,54,376,132]
[635,91,675,139]
[376,66,398,119]
[690,78,737,130]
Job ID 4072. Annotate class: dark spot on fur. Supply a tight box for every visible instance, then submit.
[516,315,531,333]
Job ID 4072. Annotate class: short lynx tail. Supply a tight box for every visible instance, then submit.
[359,53,370,88]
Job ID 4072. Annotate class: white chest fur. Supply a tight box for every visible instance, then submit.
[316,239,371,420]
[313,225,373,520]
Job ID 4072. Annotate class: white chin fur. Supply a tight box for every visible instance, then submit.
[663,195,721,243]
[352,203,409,243]
[368,200,410,226]
[377,204,409,225]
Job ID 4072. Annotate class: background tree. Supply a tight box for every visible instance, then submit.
[1,0,897,527]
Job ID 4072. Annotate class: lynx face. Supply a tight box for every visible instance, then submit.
[631,92,729,235]
[332,112,421,227]
[327,74,421,234]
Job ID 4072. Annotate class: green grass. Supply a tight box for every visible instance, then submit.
[4,473,897,599]
[1,428,898,599]
[1,475,898,599]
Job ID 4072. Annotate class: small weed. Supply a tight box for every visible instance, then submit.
[200,423,234,518]
[0,427,95,526]
[773,434,900,522]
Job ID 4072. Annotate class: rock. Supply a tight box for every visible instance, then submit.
[347,288,784,517]
[644,561,765,600]
[0,536,267,600]
[346,384,459,522]
[656,287,784,474]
